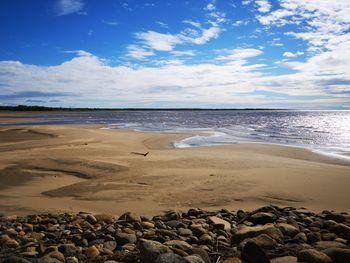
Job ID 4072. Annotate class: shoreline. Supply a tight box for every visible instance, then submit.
[1,123,350,217]
[2,111,350,163]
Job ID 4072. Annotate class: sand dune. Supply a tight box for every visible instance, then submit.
[0,124,349,216]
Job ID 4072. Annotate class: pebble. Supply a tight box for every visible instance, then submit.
[298,249,332,263]
[85,245,100,259]
[0,206,349,263]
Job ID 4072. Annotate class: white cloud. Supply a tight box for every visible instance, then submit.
[170,50,196,56]
[156,21,168,28]
[1,49,349,108]
[183,26,221,45]
[257,0,350,52]
[183,20,202,28]
[232,20,249,27]
[205,3,216,11]
[135,31,182,52]
[216,48,263,61]
[103,21,119,26]
[255,0,271,13]
[55,0,85,16]
[126,45,154,59]
[283,51,304,58]
[131,24,221,57]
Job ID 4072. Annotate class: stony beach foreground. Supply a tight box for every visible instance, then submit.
[1,206,350,263]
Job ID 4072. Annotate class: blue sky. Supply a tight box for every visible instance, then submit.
[0,0,350,109]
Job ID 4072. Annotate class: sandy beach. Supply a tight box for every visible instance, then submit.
[0,120,349,217]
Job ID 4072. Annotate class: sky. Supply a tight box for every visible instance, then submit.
[0,0,350,109]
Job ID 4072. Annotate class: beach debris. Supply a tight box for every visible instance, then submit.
[0,206,350,262]
[131,151,149,157]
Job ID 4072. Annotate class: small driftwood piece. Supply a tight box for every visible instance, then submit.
[131,151,149,157]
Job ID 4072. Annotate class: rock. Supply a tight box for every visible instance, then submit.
[94,214,115,223]
[190,225,207,237]
[46,250,65,262]
[241,240,270,263]
[164,240,192,252]
[250,212,277,225]
[85,214,97,224]
[208,216,231,231]
[294,232,308,242]
[314,241,348,250]
[324,212,346,223]
[223,258,243,263]
[119,212,141,222]
[142,221,155,229]
[115,232,137,245]
[322,232,337,241]
[307,232,322,243]
[271,256,297,263]
[166,220,185,228]
[86,245,100,259]
[298,249,332,263]
[323,247,350,263]
[104,240,117,251]
[185,255,206,263]
[330,223,350,238]
[232,224,283,244]
[251,233,278,248]
[178,228,193,237]
[66,257,79,263]
[139,239,171,263]
[199,234,213,245]
[58,243,77,257]
[3,256,32,263]
[5,238,19,248]
[164,210,181,221]
[275,223,299,237]
[155,252,187,263]
[190,248,211,263]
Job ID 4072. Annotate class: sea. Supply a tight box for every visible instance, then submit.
[2,110,350,160]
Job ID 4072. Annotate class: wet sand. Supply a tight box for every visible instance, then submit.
[0,123,350,216]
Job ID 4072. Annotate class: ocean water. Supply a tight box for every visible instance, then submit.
[2,110,350,159]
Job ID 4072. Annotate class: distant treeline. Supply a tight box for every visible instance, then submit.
[0,105,288,111]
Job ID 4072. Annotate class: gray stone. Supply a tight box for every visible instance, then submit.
[250,212,277,225]
[115,232,137,245]
[298,249,332,263]
[164,240,192,252]
[155,253,187,263]
[86,214,97,224]
[178,228,193,237]
[184,255,206,263]
[139,239,171,263]
[190,248,211,263]
[104,241,117,251]
[275,223,299,237]
[58,243,77,257]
